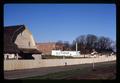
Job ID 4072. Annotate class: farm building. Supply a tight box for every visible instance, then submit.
[4,25,41,60]
[51,50,80,57]
[36,42,64,55]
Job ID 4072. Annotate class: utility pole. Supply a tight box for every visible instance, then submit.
[92,55,95,70]
[76,42,77,52]
[91,49,96,71]
[76,42,78,56]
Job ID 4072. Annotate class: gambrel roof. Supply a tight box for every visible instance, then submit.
[4,25,41,54]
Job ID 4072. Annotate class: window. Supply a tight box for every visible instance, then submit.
[28,41,30,47]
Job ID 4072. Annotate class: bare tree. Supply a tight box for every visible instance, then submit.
[56,40,64,50]
[71,34,114,56]
[71,40,76,51]
[96,36,113,57]
[86,34,97,52]
[76,35,86,57]
[110,40,116,53]
[63,41,70,50]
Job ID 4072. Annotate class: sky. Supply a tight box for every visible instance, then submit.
[4,4,116,44]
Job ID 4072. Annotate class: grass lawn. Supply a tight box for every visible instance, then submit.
[21,61,116,80]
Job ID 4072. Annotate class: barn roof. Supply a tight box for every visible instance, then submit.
[4,25,41,54]
[4,25,25,42]
[20,48,42,54]
[4,25,25,53]
[4,42,20,53]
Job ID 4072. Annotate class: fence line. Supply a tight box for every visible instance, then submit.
[4,55,116,71]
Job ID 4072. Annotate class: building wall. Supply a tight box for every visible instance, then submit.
[32,54,42,60]
[4,53,16,59]
[37,43,64,55]
[51,50,80,57]
[15,28,36,49]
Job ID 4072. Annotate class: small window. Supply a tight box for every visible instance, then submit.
[28,41,30,47]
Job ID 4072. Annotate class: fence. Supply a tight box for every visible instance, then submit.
[4,55,116,71]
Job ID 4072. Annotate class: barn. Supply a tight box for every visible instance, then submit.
[4,25,41,60]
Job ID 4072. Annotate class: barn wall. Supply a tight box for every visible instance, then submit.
[15,28,36,49]
[4,55,116,71]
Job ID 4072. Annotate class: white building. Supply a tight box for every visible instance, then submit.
[51,50,80,57]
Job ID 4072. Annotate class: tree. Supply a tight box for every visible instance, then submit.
[97,36,113,53]
[71,34,114,55]
[110,40,116,52]
[86,34,98,52]
[63,41,70,50]
[56,40,63,45]
[71,40,76,51]
[76,35,86,54]
[56,40,71,51]
[56,40,64,50]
